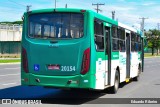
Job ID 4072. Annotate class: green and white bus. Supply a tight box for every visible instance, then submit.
[21,8,145,93]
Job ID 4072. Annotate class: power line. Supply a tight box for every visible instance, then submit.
[7,0,31,12]
[1,1,25,11]
[0,4,25,12]
[0,9,24,13]
[92,3,105,13]
[7,0,26,7]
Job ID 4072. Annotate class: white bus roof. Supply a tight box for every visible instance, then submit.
[118,22,137,33]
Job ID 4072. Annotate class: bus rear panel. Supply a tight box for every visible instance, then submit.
[21,9,96,89]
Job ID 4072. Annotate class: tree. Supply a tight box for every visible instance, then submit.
[145,29,160,55]
[0,21,23,25]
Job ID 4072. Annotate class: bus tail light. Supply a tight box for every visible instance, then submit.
[81,48,90,75]
[22,47,28,73]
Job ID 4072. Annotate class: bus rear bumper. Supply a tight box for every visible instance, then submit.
[21,73,94,89]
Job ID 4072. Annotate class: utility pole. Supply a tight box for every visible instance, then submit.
[26,5,31,12]
[139,17,148,37]
[139,17,148,73]
[55,0,57,8]
[112,11,115,20]
[65,4,67,8]
[140,22,142,31]
[92,3,105,13]
[116,18,118,21]
[157,23,160,30]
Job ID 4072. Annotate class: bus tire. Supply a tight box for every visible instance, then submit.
[111,70,119,94]
[133,65,141,81]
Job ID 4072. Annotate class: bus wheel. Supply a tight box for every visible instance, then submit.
[111,70,119,94]
[133,65,141,81]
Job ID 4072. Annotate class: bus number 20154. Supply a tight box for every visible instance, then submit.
[61,66,76,71]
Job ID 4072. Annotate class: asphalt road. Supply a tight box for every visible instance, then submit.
[0,57,160,106]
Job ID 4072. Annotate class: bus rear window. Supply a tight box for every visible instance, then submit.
[29,13,84,39]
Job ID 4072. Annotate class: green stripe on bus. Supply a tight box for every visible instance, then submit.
[111,52,119,60]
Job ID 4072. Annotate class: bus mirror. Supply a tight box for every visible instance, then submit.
[22,15,24,21]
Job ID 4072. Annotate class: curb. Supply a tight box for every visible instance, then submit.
[144,56,160,58]
[0,58,20,60]
[0,62,20,65]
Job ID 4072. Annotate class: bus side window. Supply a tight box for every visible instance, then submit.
[118,27,125,52]
[135,35,139,52]
[112,39,119,50]
[138,36,142,51]
[131,32,136,52]
[94,19,104,51]
[112,26,119,51]
[95,35,104,50]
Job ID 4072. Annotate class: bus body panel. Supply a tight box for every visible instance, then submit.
[130,52,139,78]
[94,52,106,89]
[21,9,96,89]
[119,52,127,83]
[26,38,85,76]
[21,8,144,90]
[110,52,119,86]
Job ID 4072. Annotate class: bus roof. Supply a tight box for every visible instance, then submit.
[27,8,142,36]
[118,22,137,33]
[90,9,141,34]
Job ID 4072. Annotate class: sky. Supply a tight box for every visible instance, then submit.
[0,0,160,30]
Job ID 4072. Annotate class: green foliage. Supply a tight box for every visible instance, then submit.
[145,29,160,55]
[0,59,20,63]
[147,41,153,48]
[12,21,23,24]
[0,21,23,25]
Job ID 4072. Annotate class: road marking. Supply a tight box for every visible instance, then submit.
[145,61,160,63]
[4,67,20,69]
[0,73,20,77]
[0,67,20,71]
[2,82,17,86]
[145,63,160,66]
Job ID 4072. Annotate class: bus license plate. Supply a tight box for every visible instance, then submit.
[48,65,60,70]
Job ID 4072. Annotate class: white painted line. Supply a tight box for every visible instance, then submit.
[4,67,20,69]
[2,82,17,86]
[0,67,20,71]
[0,73,20,77]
